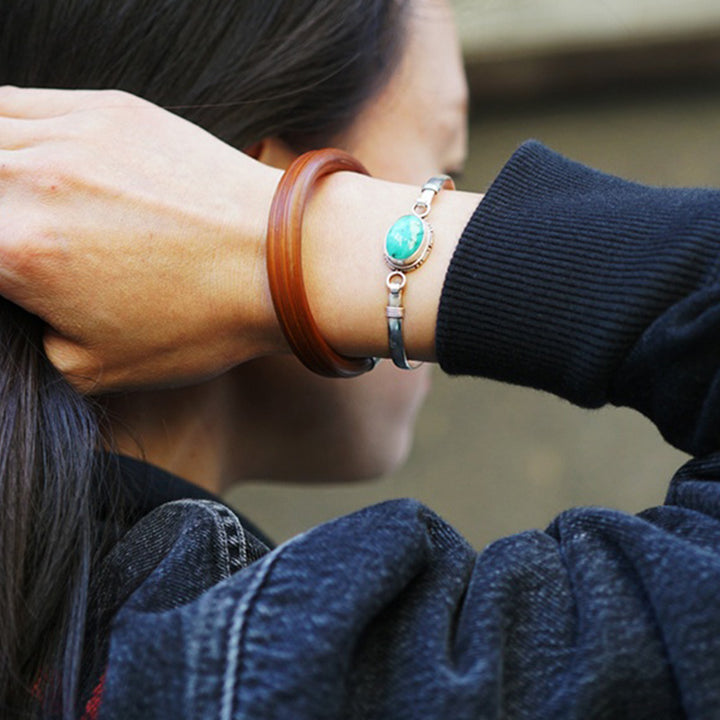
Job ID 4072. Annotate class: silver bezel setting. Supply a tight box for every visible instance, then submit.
[383,219,434,272]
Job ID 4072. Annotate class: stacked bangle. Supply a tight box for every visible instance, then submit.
[384,175,455,369]
[266,148,453,377]
[266,148,378,378]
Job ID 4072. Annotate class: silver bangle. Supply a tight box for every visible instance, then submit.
[383,175,455,370]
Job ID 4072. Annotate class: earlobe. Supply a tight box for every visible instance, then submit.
[243,141,265,160]
[251,137,300,171]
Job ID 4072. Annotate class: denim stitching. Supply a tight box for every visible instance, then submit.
[167,500,247,717]
[220,549,283,720]
[215,504,248,573]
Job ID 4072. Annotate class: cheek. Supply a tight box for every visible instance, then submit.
[381,362,432,428]
[358,148,441,186]
[339,120,441,185]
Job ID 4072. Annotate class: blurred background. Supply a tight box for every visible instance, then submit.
[227,0,720,549]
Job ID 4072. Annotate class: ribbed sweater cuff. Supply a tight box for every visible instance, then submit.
[436,141,720,408]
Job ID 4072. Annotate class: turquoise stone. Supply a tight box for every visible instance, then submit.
[385,214,426,263]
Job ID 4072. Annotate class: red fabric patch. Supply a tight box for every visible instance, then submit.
[80,671,105,720]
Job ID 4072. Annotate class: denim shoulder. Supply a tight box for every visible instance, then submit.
[97,489,720,720]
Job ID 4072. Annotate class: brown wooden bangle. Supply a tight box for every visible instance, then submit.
[266,148,377,378]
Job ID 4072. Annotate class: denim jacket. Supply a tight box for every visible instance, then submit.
[96,143,720,718]
[93,453,720,720]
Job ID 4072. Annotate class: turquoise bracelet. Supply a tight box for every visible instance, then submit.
[383,175,455,370]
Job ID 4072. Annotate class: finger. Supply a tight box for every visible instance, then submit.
[43,329,103,395]
[0,85,138,119]
[0,116,58,150]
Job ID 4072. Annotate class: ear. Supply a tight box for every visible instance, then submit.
[249,137,300,171]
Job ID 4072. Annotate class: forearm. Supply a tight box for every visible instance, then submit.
[299,172,479,361]
[435,141,720,456]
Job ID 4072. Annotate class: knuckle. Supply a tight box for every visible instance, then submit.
[0,148,43,184]
[0,215,68,279]
[0,156,82,275]
[22,147,81,198]
[0,155,20,182]
[1,148,71,195]
[37,163,73,197]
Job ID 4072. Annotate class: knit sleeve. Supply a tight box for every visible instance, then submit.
[436,140,720,456]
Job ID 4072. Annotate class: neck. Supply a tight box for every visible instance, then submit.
[101,374,240,495]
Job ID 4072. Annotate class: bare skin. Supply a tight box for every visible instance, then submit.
[0,1,480,492]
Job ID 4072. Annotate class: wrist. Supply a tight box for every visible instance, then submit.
[219,157,287,362]
[302,171,479,363]
[302,171,393,359]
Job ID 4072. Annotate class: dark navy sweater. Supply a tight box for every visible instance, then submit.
[438,140,720,458]
[98,143,720,719]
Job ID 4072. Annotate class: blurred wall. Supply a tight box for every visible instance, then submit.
[454,0,720,101]
[452,0,720,55]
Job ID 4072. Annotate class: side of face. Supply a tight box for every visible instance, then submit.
[262,0,468,185]
[247,0,469,482]
[336,0,469,184]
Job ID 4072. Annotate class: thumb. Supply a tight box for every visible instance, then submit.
[43,329,102,395]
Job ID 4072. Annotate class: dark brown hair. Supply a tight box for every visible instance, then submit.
[0,0,407,716]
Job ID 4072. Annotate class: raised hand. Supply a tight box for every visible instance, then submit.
[0,87,283,392]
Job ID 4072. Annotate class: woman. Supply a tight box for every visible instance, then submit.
[0,0,467,717]
[4,7,720,720]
